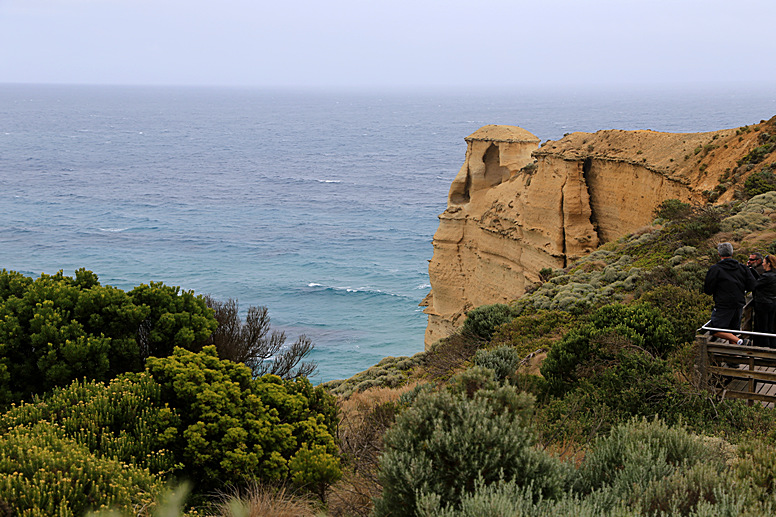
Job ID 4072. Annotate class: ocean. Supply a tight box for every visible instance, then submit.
[1,83,774,383]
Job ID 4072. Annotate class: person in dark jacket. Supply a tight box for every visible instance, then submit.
[753,254,776,348]
[704,242,757,344]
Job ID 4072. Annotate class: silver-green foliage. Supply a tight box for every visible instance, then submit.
[372,379,570,517]
[473,345,522,383]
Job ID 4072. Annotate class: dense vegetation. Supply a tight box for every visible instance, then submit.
[0,272,335,515]
[323,191,776,516]
[6,187,776,513]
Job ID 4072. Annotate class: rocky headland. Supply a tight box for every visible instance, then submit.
[422,117,776,346]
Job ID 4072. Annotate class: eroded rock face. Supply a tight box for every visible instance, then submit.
[421,122,767,347]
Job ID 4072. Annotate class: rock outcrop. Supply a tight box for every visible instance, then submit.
[422,118,776,347]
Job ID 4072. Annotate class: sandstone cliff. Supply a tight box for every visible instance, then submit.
[422,117,776,347]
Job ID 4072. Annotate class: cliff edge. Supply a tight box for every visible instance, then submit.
[422,117,776,347]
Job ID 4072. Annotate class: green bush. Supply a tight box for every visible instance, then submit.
[0,269,217,407]
[144,346,340,495]
[0,374,179,475]
[573,418,721,494]
[462,303,516,341]
[540,302,676,393]
[491,309,577,358]
[655,199,693,221]
[637,285,713,346]
[373,383,569,516]
[129,282,217,360]
[0,423,163,517]
[473,345,522,383]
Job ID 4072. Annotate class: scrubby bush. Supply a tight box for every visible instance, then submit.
[573,418,720,494]
[0,269,217,407]
[473,345,522,383]
[0,374,179,475]
[541,302,676,393]
[744,171,776,197]
[462,303,516,341]
[324,353,423,397]
[655,199,693,221]
[0,423,163,517]
[637,285,713,346]
[145,346,340,495]
[373,381,569,516]
[491,309,577,358]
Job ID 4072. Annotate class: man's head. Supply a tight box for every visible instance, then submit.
[718,242,734,258]
[748,252,764,268]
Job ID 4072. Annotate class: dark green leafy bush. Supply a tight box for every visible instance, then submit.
[541,302,676,392]
[0,269,217,407]
[462,303,516,341]
[744,170,776,197]
[145,346,341,495]
[655,199,693,221]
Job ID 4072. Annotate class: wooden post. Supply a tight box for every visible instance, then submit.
[697,334,709,388]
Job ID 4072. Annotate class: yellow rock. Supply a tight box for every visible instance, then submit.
[423,120,774,347]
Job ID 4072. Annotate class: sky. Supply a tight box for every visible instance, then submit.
[1,0,775,90]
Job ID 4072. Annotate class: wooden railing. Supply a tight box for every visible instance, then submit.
[698,297,776,405]
[697,334,776,405]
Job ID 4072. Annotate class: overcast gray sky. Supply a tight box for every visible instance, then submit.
[1,0,775,90]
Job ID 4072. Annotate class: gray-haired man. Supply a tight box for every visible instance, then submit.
[704,242,756,344]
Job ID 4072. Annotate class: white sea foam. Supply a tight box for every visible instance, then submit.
[98,227,129,232]
[415,283,431,289]
[316,179,341,183]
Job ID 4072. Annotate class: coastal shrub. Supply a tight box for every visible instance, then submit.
[204,296,316,379]
[491,309,577,358]
[373,384,569,517]
[0,374,179,475]
[0,269,217,407]
[0,422,163,517]
[324,353,423,397]
[573,418,723,497]
[675,206,722,246]
[462,303,516,341]
[638,286,713,345]
[473,345,522,382]
[655,199,693,221]
[541,302,675,393]
[129,281,217,360]
[144,346,340,495]
[418,331,482,381]
[743,171,776,197]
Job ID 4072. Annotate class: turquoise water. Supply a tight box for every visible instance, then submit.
[1,84,774,382]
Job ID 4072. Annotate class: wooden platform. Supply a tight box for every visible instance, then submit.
[720,365,776,408]
[699,336,776,407]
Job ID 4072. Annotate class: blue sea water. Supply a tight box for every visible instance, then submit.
[1,83,774,382]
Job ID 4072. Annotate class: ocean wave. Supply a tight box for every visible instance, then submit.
[415,283,431,289]
[316,179,341,183]
[98,227,129,232]
[306,282,405,298]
